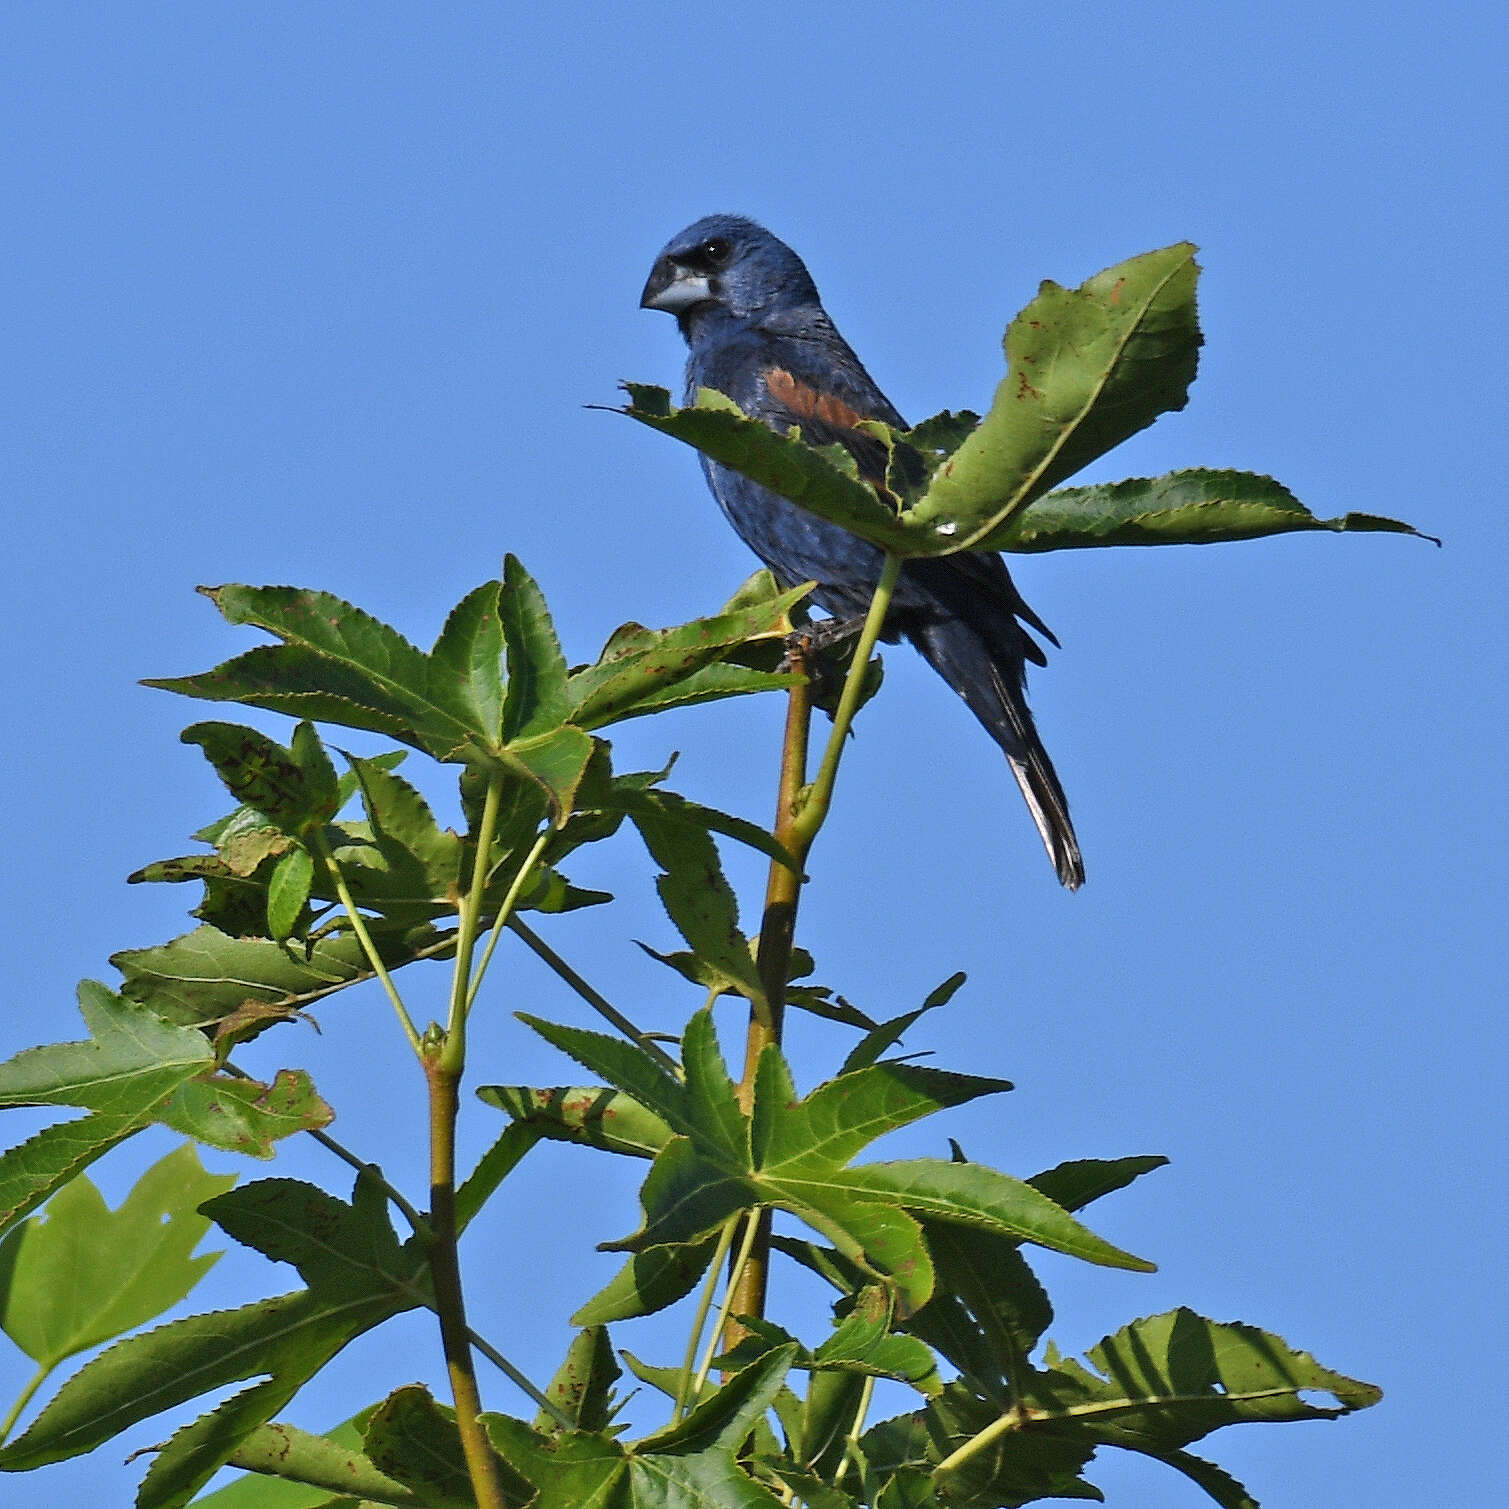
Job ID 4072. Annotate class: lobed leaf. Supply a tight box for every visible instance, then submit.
[0,1145,234,1372]
[992,467,1433,553]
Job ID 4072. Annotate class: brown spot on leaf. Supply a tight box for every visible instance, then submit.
[1109,276,1126,305]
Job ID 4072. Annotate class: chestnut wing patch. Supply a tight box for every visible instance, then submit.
[763,366,889,488]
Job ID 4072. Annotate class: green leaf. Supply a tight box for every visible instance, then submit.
[266,846,314,941]
[500,724,596,821]
[0,1113,146,1243]
[42,1178,433,1494]
[149,581,539,769]
[905,243,1203,548]
[921,1309,1380,1506]
[840,972,966,1074]
[201,1172,424,1300]
[476,1085,674,1160]
[182,722,341,838]
[594,787,799,875]
[992,467,1434,553]
[0,981,212,1117]
[500,554,570,742]
[455,1123,543,1234]
[517,1017,693,1138]
[572,1235,722,1326]
[543,1017,1133,1319]
[629,809,765,1006]
[0,1288,395,1472]
[618,377,898,545]
[364,1384,517,1507]
[486,1350,793,1509]
[0,1145,235,1370]
[429,580,506,746]
[564,580,808,731]
[536,1327,622,1436]
[114,921,447,1044]
[345,755,463,917]
[832,1160,1153,1273]
[183,1415,369,1507]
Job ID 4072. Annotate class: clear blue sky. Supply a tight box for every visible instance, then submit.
[1,4,1502,1504]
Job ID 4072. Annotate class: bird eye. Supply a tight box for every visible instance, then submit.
[701,237,731,264]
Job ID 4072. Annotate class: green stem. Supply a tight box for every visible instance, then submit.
[0,1362,51,1444]
[466,828,552,1014]
[791,552,903,850]
[442,772,506,1076]
[694,1210,762,1399]
[835,1373,876,1489]
[425,1056,509,1509]
[506,917,679,1073]
[312,830,423,1058]
[674,1213,742,1423]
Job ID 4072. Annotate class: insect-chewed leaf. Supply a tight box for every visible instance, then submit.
[181,722,339,839]
[989,467,1434,553]
[364,1384,515,1506]
[535,1327,621,1436]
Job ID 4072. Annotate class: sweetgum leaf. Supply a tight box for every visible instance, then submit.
[0,1144,234,1370]
[993,467,1433,553]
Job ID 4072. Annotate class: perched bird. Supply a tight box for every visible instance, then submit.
[640,215,1084,889]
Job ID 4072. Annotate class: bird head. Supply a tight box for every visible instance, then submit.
[640,215,820,331]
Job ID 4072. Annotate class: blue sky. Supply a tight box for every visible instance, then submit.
[1,3,1502,1504]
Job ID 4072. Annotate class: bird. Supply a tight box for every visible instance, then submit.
[640,214,1084,889]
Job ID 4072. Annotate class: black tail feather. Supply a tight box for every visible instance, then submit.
[908,618,1084,890]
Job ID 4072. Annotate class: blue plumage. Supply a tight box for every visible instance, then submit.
[641,215,1083,888]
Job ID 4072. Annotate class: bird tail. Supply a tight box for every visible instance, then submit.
[910,620,1085,890]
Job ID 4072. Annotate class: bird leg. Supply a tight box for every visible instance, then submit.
[781,616,872,715]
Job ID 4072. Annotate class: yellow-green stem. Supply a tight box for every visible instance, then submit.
[466,828,552,1014]
[425,1056,509,1509]
[0,1363,50,1444]
[673,1213,742,1423]
[313,830,423,1058]
[693,1209,763,1401]
[791,552,903,850]
[442,771,505,1076]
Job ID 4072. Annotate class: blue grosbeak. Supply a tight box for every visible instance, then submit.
[641,215,1083,889]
